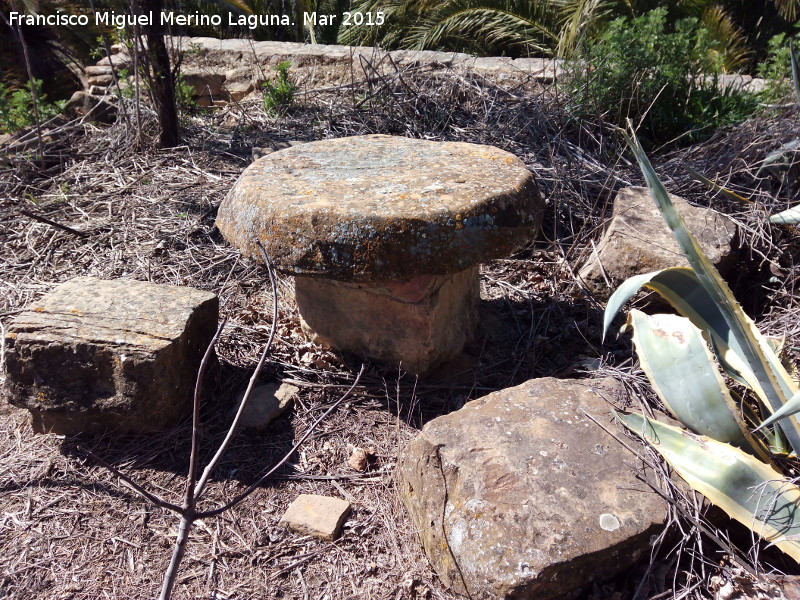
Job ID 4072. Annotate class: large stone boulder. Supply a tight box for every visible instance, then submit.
[578,187,738,299]
[396,377,666,599]
[3,277,218,434]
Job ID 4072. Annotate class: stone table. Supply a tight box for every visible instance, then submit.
[217,134,543,373]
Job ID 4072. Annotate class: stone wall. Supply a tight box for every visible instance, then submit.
[84,37,563,107]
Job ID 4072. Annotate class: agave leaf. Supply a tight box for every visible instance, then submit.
[628,310,769,459]
[615,411,800,562]
[770,204,800,225]
[686,166,752,205]
[623,124,800,456]
[758,390,800,431]
[792,40,800,106]
[605,268,764,390]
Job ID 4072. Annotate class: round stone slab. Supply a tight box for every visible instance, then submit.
[217,134,543,281]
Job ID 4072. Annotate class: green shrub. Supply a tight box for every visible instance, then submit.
[563,8,758,148]
[174,73,198,114]
[262,61,297,116]
[758,30,800,104]
[0,79,66,134]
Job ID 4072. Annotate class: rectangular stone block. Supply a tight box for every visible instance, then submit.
[279,494,351,541]
[3,277,219,434]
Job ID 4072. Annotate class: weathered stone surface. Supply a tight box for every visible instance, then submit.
[217,134,543,281]
[3,277,218,434]
[397,377,666,599]
[96,53,131,69]
[181,68,226,97]
[295,268,479,373]
[65,91,117,123]
[87,73,114,87]
[578,187,738,299]
[224,67,255,100]
[231,382,298,431]
[279,494,351,541]
[85,65,114,76]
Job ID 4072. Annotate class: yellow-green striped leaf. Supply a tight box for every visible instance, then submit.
[615,411,800,562]
[622,124,800,456]
[628,310,767,459]
[686,166,752,205]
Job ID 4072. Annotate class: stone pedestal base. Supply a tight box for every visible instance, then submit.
[294,267,479,374]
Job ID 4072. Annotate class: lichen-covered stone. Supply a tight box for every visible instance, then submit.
[3,277,218,434]
[396,377,666,599]
[295,268,478,373]
[578,187,738,299]
[216,134,543,281]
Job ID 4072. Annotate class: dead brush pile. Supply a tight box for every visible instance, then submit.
[1,61,799,599]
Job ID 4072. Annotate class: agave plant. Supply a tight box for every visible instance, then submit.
[604,123,800,562]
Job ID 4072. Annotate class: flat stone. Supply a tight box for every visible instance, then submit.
[224,67,255,100]
[3,277,218,434]
[96,53,131,69]
[295,267,478,373]
[216,134,543,281]
[85,65,114,76]
[279,494,351,541]
[578,187,738,299]
[396,377,666,599]
[181,67,226,97]
[87,73,114,87]
[231,382,298,431]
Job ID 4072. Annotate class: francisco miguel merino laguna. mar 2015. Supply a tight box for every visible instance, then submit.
[8,10,385,29]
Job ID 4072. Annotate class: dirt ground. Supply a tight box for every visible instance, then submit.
[1,65,800,599]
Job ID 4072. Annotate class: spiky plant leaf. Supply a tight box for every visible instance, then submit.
[622,124,800,456]
[616,411,800,562]
[759,390,800,430]
[628,309,768,459]
[770,204,800,225]
[405,0,561,55]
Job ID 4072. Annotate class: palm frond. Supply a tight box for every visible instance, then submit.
[404,0,561,56]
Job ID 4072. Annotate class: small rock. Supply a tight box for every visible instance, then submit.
[96,53,131,69]
[181,68,225,97]
[279,494,351,541]
[223,67,255,101]
[65,91,117,123]
[85,65,114,77]
[231,382,298,431]
[347,445,372,472]
[87,73,114,87]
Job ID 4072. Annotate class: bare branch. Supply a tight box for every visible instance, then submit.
[75,445,183,514]
[193,244,279,499]
[186,317,228,506]
[197,364,366,519]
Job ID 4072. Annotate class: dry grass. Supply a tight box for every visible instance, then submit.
[1,59,799,599]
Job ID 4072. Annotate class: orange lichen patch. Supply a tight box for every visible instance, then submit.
[33,306,44,312]
[7,332,16,339]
